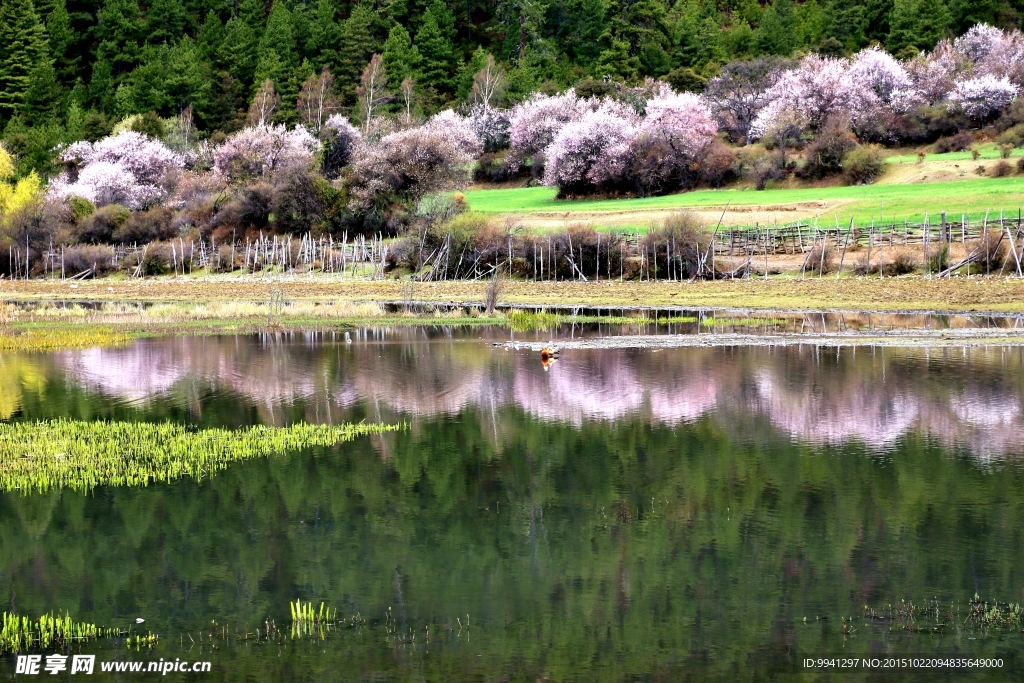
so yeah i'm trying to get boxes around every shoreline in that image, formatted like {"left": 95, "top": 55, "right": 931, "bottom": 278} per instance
{"left": 506, "top": 327, "right": 1024, "bottom": 350}
{"left": 4, "top": 274, "right": 1024, "bottom": 316}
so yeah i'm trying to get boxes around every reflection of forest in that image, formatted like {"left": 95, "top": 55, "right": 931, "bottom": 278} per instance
{"left": 0, "top": 405, "right": 1021, "bottom": 681}
{"left": 5, "top": 330, "right": 1020, "bottom": 457}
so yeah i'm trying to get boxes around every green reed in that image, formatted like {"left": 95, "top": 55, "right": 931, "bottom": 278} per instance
{"left": 0, "top": 419, "right": 401, "bottom": 493}
{"left": 0, "top": 327, "right": 134, "bottom": 352}
{"left": 0, "top": 612, "right": 122, "bottom": 654}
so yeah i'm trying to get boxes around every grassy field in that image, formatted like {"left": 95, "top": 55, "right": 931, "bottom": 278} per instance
{"left": 4, "top": 275, "right": 1024, "bottom": 315}
{"left": 465, "top": 176, "right": 1024, "bottom": 230}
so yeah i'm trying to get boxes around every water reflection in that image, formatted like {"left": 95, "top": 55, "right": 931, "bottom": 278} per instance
{"left": 3, "top": 327, "right": 1021, "bottom": 457}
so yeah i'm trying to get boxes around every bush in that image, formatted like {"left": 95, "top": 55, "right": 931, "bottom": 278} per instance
{"left": 798, "top": 121, "right": 857, "bottom": 180}
{"left": 992, "top": 160, "right": 1013, "bottom": 177}
{"left": 804, "top": 241, "right": 835, "bottom": 275}
{"left": 1000, "top": 143, "right": 1015, "bottom": 159}
{"left": 1018, "top": 157, "right": 1024, "bottom": 173}
{"left": 640, "top": 210, "right": 709, "bottom": 279}
{"left": 76, "top": 204, "right": 131, "bottom": 243}
{"left": 882, "top": 250, "right": 918, "bottom": 276}
{"left": 61, "top": 244, "right": 116, "bottom": 275}
{"left": 844, "top": 145, "right": 886, "bottom": 185}
{"left": 114, "top": 206, "right": 175, "bottom": 243}
{"left": 932, "top": 130, "right": 975, "bottom": 153}
{"left": 997, "top": 124, "right": 1024, "bottom": 147}
{"left": 971, "top": 148, "right": 981, "bottom": 160}
{"left": 693, "top": 140, "right": 739, "bottom": 187}
{"left": 320, "top": 115, "right": 362, "bottom": 180}
{"left": 68, "top": 196, "right": 95, "bottom": 221}
{"left": 473, "top": 151, "right": 522, "bottom": 182}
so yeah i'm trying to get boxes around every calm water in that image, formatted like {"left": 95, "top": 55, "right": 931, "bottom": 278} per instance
{"left": 2, "top": 327, "right": 1024, "bottom": 681}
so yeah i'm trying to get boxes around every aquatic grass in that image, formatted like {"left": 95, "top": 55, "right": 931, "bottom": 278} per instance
{"left": 0, "top": 612, "right": 121, "bottom": 654}
{"left": 0, "top": 419, "right": 401, "bottom": 493}
{"left": 0, "top": 327, "right": 134, "bottom": 352}
{"left": 505, "top": 309, "right": 650, "bottom": 331}
{"left": 290, "top": 600, "right": 340, "bottom": 640}
{"left": 701, "top": 317, "right": 788, "bottom": 326}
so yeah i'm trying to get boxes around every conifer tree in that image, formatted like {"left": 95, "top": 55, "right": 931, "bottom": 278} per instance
{"left": 888, "top": 0, "right": 951, "bottom": 52}
{"left": 220, "top": 16, "right": 258, "bottom": 87}
{"left": 0, "top": 0, "right": 50, "bottom": 119}
{"left": 145, "top": 0, "right": 187, "bottom": 45}
{"left": 308, "top": 0, "right": 342, "bottom": 72}
{"left": 197, "top": 11, "right": 226, "bottom": 63}
{"left": 415, "top": 6, "right": 456, "bottom": 91}
{"left": 382, "top": 23, "right": 421, "bottom": 90}
{"left": 23, "top": 59, "right": 63, "bottom": 120}
{"left": 336, "top": 6, "right": 374, "bottom": 101}
{"left": 45, "top": 0, "right": 75, "bottom": 83}
{"left": 96, "top": 0, "right": 143, "bottom": 77}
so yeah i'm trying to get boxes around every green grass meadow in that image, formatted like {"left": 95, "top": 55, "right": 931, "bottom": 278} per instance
{"left": 465, "top": 176, "right": 1024, "bottom": 230}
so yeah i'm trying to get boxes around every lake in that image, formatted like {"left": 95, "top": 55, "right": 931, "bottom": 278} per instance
{"left": 2, "top": 326, "right": 1023, "bottom": 681}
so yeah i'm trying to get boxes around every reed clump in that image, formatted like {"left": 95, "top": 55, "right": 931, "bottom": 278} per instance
{"left": 0, "top": 612, "right": 121, "bottom": 654}
{"left": 0, "top": 419, "right": 401, "bottom": 493}
{"left": 0, "top": 327, "right": 134, "bottom": 352}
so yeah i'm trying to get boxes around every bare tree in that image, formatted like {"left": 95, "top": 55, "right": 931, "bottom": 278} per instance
{"left": 470, "top": 54, "right": 506, "bottom": 108}
{"left": 400, "top": 77, "right": 415, "bottom": 125}
{"left": 180, "top": 105, "right": 194, "bottom": 147}
{"left": 248, "top": 80, "right": 280, "bottom": 127}
{"left": 357, "top": 55, "right": 389, "bottom": 134}
{"left": 704, "top": 57, "right": 791, "bottom": 144}
{"left": 297, "top": 67, "right": 338, "bottom": 133}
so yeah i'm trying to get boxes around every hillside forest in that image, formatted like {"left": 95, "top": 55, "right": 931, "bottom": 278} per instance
{"left": 0, "top": 0, "right": 1023, "bottom": 279}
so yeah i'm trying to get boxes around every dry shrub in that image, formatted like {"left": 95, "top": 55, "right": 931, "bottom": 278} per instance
{"left": 695, "top": 140, "right": 739, "bottom": 187}
{"left": 1018, "top": 157, "right": 1024, "bottom": 173}
{"left": 882, "top": 249, "right": 918, "bottom": 276}
{"left": 114, "top": 206, "right": 175, "bottom": 243}
{"left": 1000, "top": 143, "right": 1015, "bottom": 159}
{"left": 933, "top": 131, "right": 974, "bottom": 153}
{"left": 62, "top": 245, "right": 117, "bottom": 275}
{"left": 798, "top": 118, "right": 856, "bottom": 180}
{"left": 803, "top": 241, "right": 836, "bottom": 275}
{"left": 641, "top": 210, "right": 710, "bottom": 279}
{"left": 484, "top": 273, "right": 504, "bottom": 315}
{"left": 973, "top": 229, "right": 1008, "bottom": 272}
{"left": 991, "top": 160, "right": 1013, "bottom": 177}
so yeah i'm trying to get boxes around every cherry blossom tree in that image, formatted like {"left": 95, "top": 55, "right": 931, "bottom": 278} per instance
{"left": 321, "top": 114, "right": 362, "bottom": 179}
{"left": 212, "top": 124, "right": 319, "bottom": 182}
{"left": 468, "top": 104, "right": 510, "bottom": 153}
{"left": 349, "top": 110, "right": 481, "bottom": 211}
{"left": 850, "top": 47, "right": 912, "bottom": 104}
{"left": 507, "top": 90, "right": 588, "bottom": 170}
{"left": 704, "top": 57, "right": 788, "bottom": 143}
{"left": 542, "top": 105, "right": 640, "bottom": 195}
{"left": 949, "top": 75, "right": 1019, "bottom": 120}
{"left": 49, "top": 132, "right": 183, "bottom": 210}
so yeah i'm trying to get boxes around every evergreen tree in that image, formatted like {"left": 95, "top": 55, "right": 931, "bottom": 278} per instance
{"left": 23, "top": 58, "right": 62, "bottom": 120}
{"left": 0, "top": 0, "right": 50, "bottom": 119}
{"left": 165, "top": 36, "right": 213, "bottom": 121}
{"left": 145, "top": 0, "right": 187, "bottom": 45}
{"left": 336, "top": 6, "right": 374, "bottom": 100}
{"left": 258, "top": 0, "right": 297, "bottom": 72}
{"left": 197, "top": 11, "right": 226, "bottom": 63}
{"left": 888, "top": 0, "right": 951, "bottom": 52}
{"left": 595, "top": 39, "right": 639, "bottom": 80}
{"left": 415, "top": 6, "right": 456, "bottom": 91}
{"left": 756, "top": 0, "right": 799, "bottom": 55}
{"left": 220, "top": 16, "right": 258, "bottom": 87}
{"left": 239, "top": 0, "right": 266, "bottom": 32}
{"left": 556, "top": 0, "right": 608, "bottom": 65}
{"left": 88, "top": 55, "right": 114, "bottom": 110}
{"left": 307, "top": 0, "right": 342, "bottom": 71}
{"left": 95, "top": 0, "right": 143, "bottom": 77}
{"left": 382, "top": 23, "right": 421, "bottom": 90}
{"left": 46, "top": 0, "right": 76, "bottom": 83}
